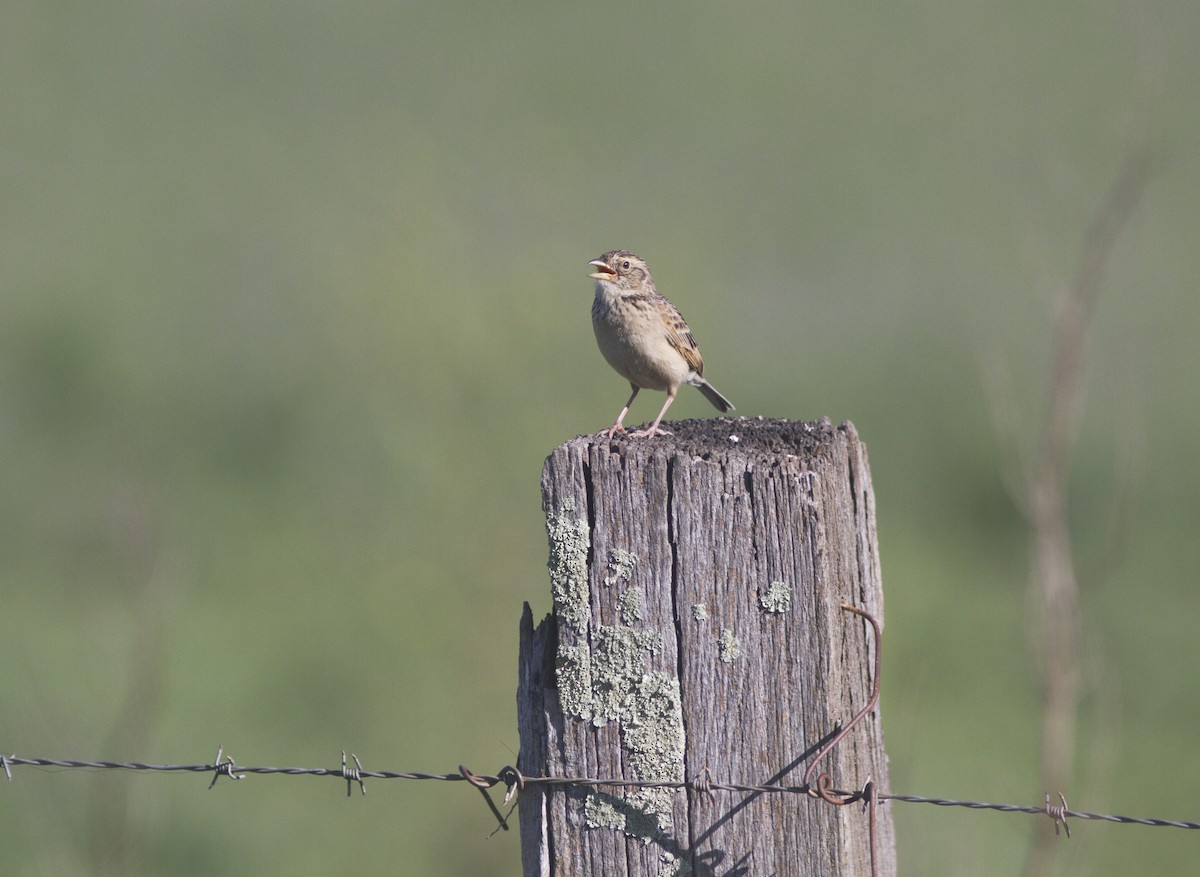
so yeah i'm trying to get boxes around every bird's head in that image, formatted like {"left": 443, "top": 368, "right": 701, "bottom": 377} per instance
{"left": 588, "top": 250, "right": 652, "bottom": 292}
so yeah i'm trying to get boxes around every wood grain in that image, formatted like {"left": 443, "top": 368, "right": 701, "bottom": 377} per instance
{"left": 518, "top": 417, "right": 895, "bottom": 876}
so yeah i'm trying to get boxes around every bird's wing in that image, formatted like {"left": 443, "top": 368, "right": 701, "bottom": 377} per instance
{"left": 660, "top": 296, "right": 705, "bottom": 376}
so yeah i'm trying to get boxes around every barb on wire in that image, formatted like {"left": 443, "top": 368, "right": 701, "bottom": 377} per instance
{"left": 690, "top": 766, "right": 715, "bottom": 801}
{"left": 497, "top": 764, "right": 524, "bottom": 805}
{"left": 342, "top": 751, "right": 366, "bottom": 797}
{"left": 2, "top": 753, "right": 12, "bottom": 782}
{"left": 1045, "top": 791, "right": 1071, "bottom": 838}
{"left": 208, "top": 745, "right": 244, "bottom": 789}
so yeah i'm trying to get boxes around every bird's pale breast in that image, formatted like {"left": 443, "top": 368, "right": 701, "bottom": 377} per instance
{"left": 592, "top": 289, "right": 691, "bottom": 392}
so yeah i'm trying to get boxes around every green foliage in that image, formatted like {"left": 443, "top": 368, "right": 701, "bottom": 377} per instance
{"left": 2, "top": 1, "right": 1198, "bottom": 874}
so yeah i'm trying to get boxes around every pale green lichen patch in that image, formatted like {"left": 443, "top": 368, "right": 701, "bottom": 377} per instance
{"left": 555, "top": 644, "right": 594, "bottom": 721}
{"left": 590, "top": 624, "right": 662, "bottom": 725}
{"left": 584, "top": 791, "right": 664, "bottom": 842}
{"left": 618, "top": 585, "right": 644, "bottom": 623}
{"left": 546, "top": 506, "right": 590, "bottom": 634}
{"left": 690, "top": 603, "right": 708, "bottom": 622}
{"left": 583, "top": 792, "right": 627, "bottom": 831}
{"left": 658, "top": 851, "right": 692, "bottom": 877}
{"left": 568, "top": 623, "right": 684, "bottom": 838}
{"left": 758, "top": 581, "right": 792, "bottom": 614}
{"left": 622, "top": 672, "right": 685, "bottom": 826}
{"left": 718, "top": 628, "right": 741, "bottom": 663}
{"left": 604, "top": 548, "right": 638, "bottom": 586}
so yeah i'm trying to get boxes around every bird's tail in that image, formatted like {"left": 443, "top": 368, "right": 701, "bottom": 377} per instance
{"left": 693, "top": 378, "right": 735, "bottom": 413}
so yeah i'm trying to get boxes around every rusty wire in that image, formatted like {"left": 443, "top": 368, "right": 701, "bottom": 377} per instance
{"left": 800, "top": 603, "right": 884, "bottom": 876}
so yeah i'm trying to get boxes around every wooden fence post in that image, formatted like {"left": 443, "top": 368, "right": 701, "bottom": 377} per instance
{"left": 517, "top": 418, "right": 895, "bottom": 876}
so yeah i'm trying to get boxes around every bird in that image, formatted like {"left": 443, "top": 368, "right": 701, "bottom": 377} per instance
{"left": 588, "top": 250, "right": 734, "bottom": 438}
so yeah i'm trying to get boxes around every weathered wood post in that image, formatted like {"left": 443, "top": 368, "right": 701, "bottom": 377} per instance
{"left": 517, "top": 418, "right": 895, "bottom": 876}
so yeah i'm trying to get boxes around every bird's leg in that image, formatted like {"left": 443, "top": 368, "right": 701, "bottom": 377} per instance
{"left": 601, "top": 385, "right": 640, "bottom": 437}
{"left": 629, "top": 388, "right": 676, "bottom": 438}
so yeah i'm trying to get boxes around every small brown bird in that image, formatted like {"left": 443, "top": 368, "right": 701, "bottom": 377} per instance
{"left": 589, "top": 250, "right": 734, "bottom": 438}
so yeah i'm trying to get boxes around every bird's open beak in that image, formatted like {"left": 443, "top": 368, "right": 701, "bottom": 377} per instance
{"left": 588, "top": 259, "right": 616, "bottom": 281}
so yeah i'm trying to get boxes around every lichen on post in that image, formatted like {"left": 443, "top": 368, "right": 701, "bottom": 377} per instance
{"left": 517, "top": 417, "right": 895, "bottom": 876}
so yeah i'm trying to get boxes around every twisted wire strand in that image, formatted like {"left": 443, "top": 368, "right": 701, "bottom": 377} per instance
{"left": 3, "top": 753, "right": 1197, "bottom": 831}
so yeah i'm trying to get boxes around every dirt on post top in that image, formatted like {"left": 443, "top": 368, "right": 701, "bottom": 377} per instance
{"left": 570, "top": 416, "right": 856, "bottom": 460}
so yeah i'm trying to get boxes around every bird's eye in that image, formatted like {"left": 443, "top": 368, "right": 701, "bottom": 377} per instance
{"left": 622, "top": 260, "right": 630, "bottom": 270}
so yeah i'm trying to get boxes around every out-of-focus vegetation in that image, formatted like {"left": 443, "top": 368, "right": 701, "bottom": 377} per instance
{"left": 2, "top": 2, "right": 1197, "bottom": 874}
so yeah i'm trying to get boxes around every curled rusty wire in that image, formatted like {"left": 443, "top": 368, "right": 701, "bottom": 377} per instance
{"left": 800, "top": 604, "right": 883, "bottom": 876}
{"left": 459, "top": 764, "right": 511, "bottom": 832}
{"left": 802, "top": 604, "right": 882, "bottom": 797}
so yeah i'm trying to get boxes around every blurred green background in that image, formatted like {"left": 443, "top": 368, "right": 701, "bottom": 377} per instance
{"left": 2, "top": 1, "right": 1197, "bottom": 874}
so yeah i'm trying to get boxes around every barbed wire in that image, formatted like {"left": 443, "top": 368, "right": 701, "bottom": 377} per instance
{"left": 6, "top": 604, "right": 1196, "bottom": 876}
{"left": 4, "top": 748, "right": 1198, "bottom": 834}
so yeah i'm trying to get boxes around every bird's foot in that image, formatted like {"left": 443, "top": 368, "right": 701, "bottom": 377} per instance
{"left": 628, "top": 425, "right": 673, "bottom": 438}
{"left": 599, "top": 423, "right": 627, "bottom": 438}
